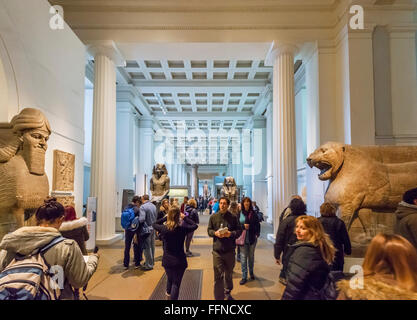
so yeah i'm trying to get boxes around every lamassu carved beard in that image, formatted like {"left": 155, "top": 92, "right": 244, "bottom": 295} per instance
{"left": 22, "top": 145, "right": 45, "bottom": 175}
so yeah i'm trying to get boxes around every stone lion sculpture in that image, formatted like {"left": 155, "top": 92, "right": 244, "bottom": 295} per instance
{"left": 150, "top": 163, "right": 170, "bottom": 202}
{"left": 307, "top": 142, "right": 417, "bottom": 231}
{"left": 221, "top": 176, "right": 238, "bottom": 203}
{"left": 0, "top": 108, "right": 51, "bottom": 233}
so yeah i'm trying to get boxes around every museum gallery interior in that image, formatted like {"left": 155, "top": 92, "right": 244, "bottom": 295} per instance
{"left": 0, "top": 0, "right": 416, "bottom": 300}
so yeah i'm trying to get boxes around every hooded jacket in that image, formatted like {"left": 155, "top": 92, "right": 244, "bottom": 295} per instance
{"left": 337, "top": 274, "right": 417, "bottom": 300}
{"left": 185, "top": 205, "right": 199, "bottom": 224}
{"left": 0, "top": 226, "right": 99, "bottom": 299}
{"left": 59, "top": 217, "right": 89, "bottom": 255}
{"left": 395, "top": 201, "right": 417, "bottom": 249}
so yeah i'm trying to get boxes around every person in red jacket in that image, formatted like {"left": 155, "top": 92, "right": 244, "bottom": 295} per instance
{"left": 180, "top": 196, "right": 189, "bottom": 214}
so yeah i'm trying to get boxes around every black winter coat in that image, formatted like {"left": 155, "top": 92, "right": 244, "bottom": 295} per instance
{"left": 274, "top": 213, "right": 306, "bottom": 267}
{"left": 185, "top": 205, "right": 200, "bottom": 224}
{"left": 152, "top": 216, "right": 198, "bottom": 269}
{"left": 282, "top": 242, "right": 330, "bottom": 300}
{"left": 239, "top": 210, "right": 260, "bottom": 245}
{"left": 318, "top": 216, "right": 351, "bottom": 271}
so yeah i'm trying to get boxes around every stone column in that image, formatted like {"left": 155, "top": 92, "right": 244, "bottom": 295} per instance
{"left": 191, "top": 164, "right": 198, "bottom": 199}
{"left": 137, "top": 116, "right": 154, "bottom": 196}
{"left": 87, "top": 41, "right": 125, "bottom": 244}
{"left": 266, "top": 42, "right": 298, "bottom": 235}
{"left": 265, "top": 103, "right": 274, "bottom": 224}
{"left": 251, "top": 116, "right": 267, "bottom": 218}
{"left": 387, "top": 25, "right": 417, "bottom": 142}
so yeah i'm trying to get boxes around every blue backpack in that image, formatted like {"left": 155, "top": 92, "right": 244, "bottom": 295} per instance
{"left": 121, "top": 207, "right": 136, "bottom": 230}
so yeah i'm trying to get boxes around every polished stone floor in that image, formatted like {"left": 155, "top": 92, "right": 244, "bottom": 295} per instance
{"left": 84, "top": 215, "right": 286, "bottom": 300}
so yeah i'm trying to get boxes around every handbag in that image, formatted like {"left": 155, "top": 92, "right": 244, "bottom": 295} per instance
{"left": 235, "top": 229, "right": 246, "bottom": 246}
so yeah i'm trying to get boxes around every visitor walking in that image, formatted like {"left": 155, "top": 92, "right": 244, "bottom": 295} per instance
{"left": 238, "top": 197, "right": 260, "bottom": 285}
{"left": 184, "top": 199, "right": 200, "bottom": 257}
{"left": 207, "top": 197, "right": 242, "bottom": 300}
{"left": 153, "top": 206, "right": 198, "bottom": 300}
{"left": 318, "top": 202, "right": 351, "bottom": 271}
{"left": 274, "top": 197, "right": 306, "bottom": 284}
{"left": 121, "top": 196, "right": 142, "bottom": 269}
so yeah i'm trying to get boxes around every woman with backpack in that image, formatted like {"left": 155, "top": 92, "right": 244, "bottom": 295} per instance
{"left": 281, "top": 215, "right": 335, "bottom": 300}
{"left": 0, "top": 197, "right": 99, "bottom": 300}
{"left": 152, "top": 206, "right": 198, "bottom": 300}
{"left": 238, "top": 197, "right": 260, "bottom": 285}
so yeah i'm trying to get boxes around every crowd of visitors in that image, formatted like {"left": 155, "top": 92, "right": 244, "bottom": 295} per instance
{"left": 1, "top": 187, "right": 417, "bottom": 300}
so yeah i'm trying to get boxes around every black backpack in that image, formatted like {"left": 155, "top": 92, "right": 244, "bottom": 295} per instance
{"left": 318, "top": 271, "right": 353, "bottom": 300}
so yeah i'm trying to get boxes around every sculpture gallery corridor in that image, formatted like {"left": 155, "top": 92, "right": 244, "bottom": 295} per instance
{"left": 0, "top": 0, "right": 416, "bottom": 304}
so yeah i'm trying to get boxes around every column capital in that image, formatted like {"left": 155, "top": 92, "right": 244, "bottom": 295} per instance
{"left": 252, "top": 116, "right": 266, "bottom": 129}
{"left": 265, "top": 41, "right": 300, "bottom": 66}
{"left": 386, "top": 23, "right": 417, "bottom": 39}
{"left": 138, "top": 116, "right": 154, "bottom": 129}
{"left": 86, "top": 40, "right": 126, "bottom": 67}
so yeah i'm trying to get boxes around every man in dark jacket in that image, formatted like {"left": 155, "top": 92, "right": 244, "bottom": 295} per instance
{"left": 395, "top": 187, "right": 417, "bottom": 249}
{"left": 274, "top": 198, "right": 306, "bottom": 284}
{"left": 318, "top": 202, "right": 351, "bottom": 271}
{"left": 122, "top": 196, "right": 142, "bottom": 269}
{"left": 207, "top": 197, "right": 242, "bottom": 300}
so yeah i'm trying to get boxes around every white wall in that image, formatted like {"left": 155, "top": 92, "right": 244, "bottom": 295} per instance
{"left": 0, "top": 0, "right": 85, "bottom": 217}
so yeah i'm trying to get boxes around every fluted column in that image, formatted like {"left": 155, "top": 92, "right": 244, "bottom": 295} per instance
{"left": 191, "top": 164, "right": 198, "bottom": 199}
{"left": 251, "top": 116, "right": 267, "bottom": 217}
{"left": 137, "top": 117, "right": 154, "bottom": 196}
{"left": 266, "top": 42, "right": 298, "bottom": 234}
{"left": 88, "top": 41, "right": 125, "bottom": 244}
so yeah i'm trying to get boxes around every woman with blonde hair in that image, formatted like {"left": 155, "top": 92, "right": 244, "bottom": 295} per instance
{"left": 152, "top": 206, "right": 198, "bottom": 300}
{"left": 282, "top": 215, "right": 335, "bottom": 300}
{"left": 337, "top": 234, "right": 417, "bottom": 300}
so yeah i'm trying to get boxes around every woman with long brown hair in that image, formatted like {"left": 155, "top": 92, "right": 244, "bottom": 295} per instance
{"left": 152, "top": 206, "right": 198, "bottom": 300}
{"left": 337, "top": 233, "right": 417, "bottom": 300}
{"left": 281, "top": 215, "right": 335, "bottom": 300}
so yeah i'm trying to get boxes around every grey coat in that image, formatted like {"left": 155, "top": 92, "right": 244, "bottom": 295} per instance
{"left": 395, "top": 201, "right": 417, "bottom": 249}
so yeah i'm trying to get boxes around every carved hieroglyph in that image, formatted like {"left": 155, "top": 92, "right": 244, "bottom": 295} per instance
{"left": 53, "top": 150, "right": 75, "bottom": 191}
{"left": 0, "top": 108, "right": 51, "bottom": 238}
{"left": 150, "top": 164, "right": 170, "bottom": 202}
{"left": 307, "top": 142, "right": 417, "bottom": 243}
{"left": 221, "top": 176, "right": 238, "bottom": 203}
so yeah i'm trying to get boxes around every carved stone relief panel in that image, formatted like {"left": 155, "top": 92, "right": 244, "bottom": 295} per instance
{"left": 53, "top": 150, "right": 75, "bottom": 191}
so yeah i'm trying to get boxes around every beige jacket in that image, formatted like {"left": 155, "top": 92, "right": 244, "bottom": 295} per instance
{"left": 0, "top": 226, "right": 99, "bottom": 299}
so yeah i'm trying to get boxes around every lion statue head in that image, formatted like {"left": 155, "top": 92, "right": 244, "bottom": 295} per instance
{"left": 306, "top": 142, "right": 345, "bottom": 181}
{"left": 223, "top": 176, "right": 236, "bottom": 188}
{"left": 153, "top": 163, "right": 168, "bottom": 179}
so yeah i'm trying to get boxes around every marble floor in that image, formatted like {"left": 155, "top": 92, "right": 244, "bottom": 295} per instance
{"left": 84, "top": 215, "right": 286, "bottom": 300}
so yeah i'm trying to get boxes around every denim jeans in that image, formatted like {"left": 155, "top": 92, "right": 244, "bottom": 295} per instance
{"left": 142, "top": 230, "right": 155, "bottom": 269}
{"left": 165, "top": 267, "right": 186, "bottom": 300}
{"left": 240, "top": 239, "right": 257, "bottom": 279}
